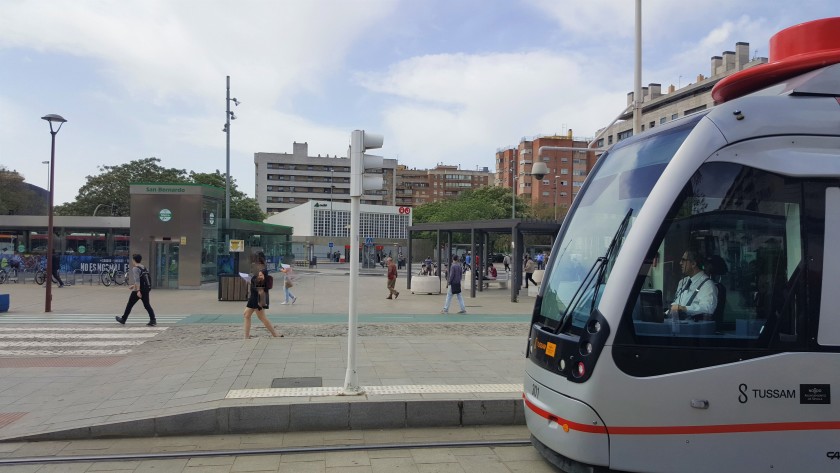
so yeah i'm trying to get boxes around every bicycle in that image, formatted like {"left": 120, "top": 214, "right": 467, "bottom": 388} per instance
{"left": 0, "top": 257, "right": 22, "bottom": 284}
{"left": 100, "top": 267, "right": 128, "bottom": 287}
{"left": 34, "top": 266, "right": 60, "bottom": 286}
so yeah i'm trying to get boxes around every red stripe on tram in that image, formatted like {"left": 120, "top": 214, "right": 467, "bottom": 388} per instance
{"left": 523, "top": 393, "right": 840, "bottom": 435}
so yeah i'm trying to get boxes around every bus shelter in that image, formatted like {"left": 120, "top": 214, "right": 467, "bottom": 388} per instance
{"left": 406, "top": 219, "right": 562, "bottom": 302}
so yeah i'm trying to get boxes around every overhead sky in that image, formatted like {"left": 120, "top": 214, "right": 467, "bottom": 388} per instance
{"left": 0, "top": 0, "right": 835, "bottom": 205}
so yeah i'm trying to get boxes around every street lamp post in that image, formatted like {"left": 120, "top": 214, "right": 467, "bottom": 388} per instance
{"left": 223, "top": 76, "right": 240, "bottom": 243}
{"left": 510, "top": 168, "right": 517, "bottom": 218}
{"left": 41, "top": 114, "right": 66, "bottom": 313}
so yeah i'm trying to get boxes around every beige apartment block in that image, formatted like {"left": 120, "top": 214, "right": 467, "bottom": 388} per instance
{"left": 596, "top": 42, "right": 768, "bottom": 147}
{"left": 255, "top": 142, "right": 398, "bottom": 215}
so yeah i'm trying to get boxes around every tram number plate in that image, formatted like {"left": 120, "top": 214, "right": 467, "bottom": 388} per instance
{"left": 531, "top": 384, "right": 540, "bottom": 398}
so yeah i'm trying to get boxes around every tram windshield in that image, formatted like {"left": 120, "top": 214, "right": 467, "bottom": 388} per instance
{"left": 537, "top": 116, "right": 703, "bottom": 331}
{"left": 623, "top": 162, "right": 806, "bottom": 347}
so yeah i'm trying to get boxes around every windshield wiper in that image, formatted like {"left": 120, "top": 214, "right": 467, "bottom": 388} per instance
{"left": 555, "top": 209, "right": 633, "bottom": 333}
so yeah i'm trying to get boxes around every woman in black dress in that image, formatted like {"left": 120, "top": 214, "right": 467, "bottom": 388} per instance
{"left": 243, "top": 268, "right": 282, "bottom": 339}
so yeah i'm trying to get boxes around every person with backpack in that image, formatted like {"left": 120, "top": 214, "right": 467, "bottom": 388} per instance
{"left": 115, "top": 254, "right": 156, "bottom": 326}
{"left": 243, "top": 252, "right": 281, "bottom": 339}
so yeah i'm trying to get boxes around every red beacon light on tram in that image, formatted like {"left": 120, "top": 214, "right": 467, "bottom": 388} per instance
{"left": 712, "top": 17, "right": 840, "bottom": 103}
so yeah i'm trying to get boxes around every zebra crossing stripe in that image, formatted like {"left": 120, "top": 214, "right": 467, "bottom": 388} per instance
{"left": 0, "top": 350, "right": 132, "bottom": 356}
{"left": 0, "top": 328, "right": 168, "bottom": 357}
{"left": 0, "top": 333, "right": 160, "bottom": 339}
{"left": 0, "top": 328, "right": 165, "bottom": 332}
{"left": 0, "top": 314, "right": 186, "bottom": 325}
{"left": 0, "top": 341, "right": 146, "bottom": 347}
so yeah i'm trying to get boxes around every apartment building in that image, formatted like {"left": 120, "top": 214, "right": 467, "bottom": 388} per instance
{"left": 254, "top": 142, "right": 398, "bottom": 215}
{"left": 596, "top": 42, "right": 768, "bottom": 146}
{"left": 394, "top": 165, "right": 495, "bottom": 207}
{"left": 496, "top": 133, "right": 595, "bottom": 220}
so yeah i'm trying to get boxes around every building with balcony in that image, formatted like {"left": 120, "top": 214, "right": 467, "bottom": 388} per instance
{"left": 255, "top": 142, "right": 398, "bottom": 215}
{"left": 596, "top": 42, "right": 768, "bottom": 147}
{"left": 394, "top": 165, "right": 495, "bottom": 207}
{"left": 496, "top": 132, "right": 595, "bottom": 220}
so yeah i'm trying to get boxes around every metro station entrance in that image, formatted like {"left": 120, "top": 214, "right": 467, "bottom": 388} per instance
{"left": 151, "top": 241, "right": 180, "bottom": 289}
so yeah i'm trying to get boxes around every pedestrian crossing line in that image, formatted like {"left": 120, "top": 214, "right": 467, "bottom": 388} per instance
{"left": 0, "top": 327, "right": 166, "bottom": 332}
{"left": 0, "top": 349, "right": 132, "bottom": 356}
{"left": 0, "top": 341, "right": 146, "bottom": 347}
{"left": 0, "top": 314, "right": 187, "bottom": 325}
{"left": 0, "top": 328, "right": 169, "bottom": 357}
{"left": 0, "top": 333, "right": 162, "bottom": 339}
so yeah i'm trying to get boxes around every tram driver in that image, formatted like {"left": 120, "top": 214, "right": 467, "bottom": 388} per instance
{"left": 668, "top": 250, "right": 718, "bottom": 322}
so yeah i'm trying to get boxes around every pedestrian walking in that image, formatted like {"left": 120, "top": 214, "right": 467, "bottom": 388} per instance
{"left": 503, "top": 254, "right": 510, "bottom": 272}
{"left": 115, "top": 254, "right": 156, "bottom": 326}
{"left": 524, "top": 255, "right": 538, "bottom": 288}
{"left": 441, "top": 254, "right": 466, "bottom": 314}
{"left": 280, "top": 264, "right": 297, "bottom": 304}
{"left": 51, "top": 252, "right": 65, "bottom": 288}
{"left": 242, "top": 264, "right": 281, "bottom": 339}
{"left": 385, "top": 257, "right": 400, "bottom": 299}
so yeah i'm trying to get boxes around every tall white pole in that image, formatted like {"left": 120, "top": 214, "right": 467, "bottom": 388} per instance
{"left": 225, "top": 75, "right": 231, "bottom": 235}
{"left": 343, "top": 193, "right": 362, "bottom": 393}
{"left": 633, "top": 0, "right": 643, "bottom": 135}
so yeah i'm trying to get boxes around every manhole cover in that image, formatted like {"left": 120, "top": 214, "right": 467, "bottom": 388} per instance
{"left": 271, "top": 377, "right": 323, "bottom": 388}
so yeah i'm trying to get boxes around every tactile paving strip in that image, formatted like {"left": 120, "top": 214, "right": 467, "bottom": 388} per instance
{"left": 226, "top": 383, "right": 523, "bottom": 399}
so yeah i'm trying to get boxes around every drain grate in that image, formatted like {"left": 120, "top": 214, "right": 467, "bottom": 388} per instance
{"left": 271, "top": 377, "right": 323, "bottom": 388}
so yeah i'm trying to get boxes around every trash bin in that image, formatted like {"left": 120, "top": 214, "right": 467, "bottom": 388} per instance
{"left": 0, "top": 294, "right": 8, "bottom": 313}
{"left": 310, "top": 256, "right": 317, "bottom": 268}
{"left": 218, "top": 274, "right": 248, "bottom": 301}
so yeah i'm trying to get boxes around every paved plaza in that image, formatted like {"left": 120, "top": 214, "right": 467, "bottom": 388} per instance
{"left": 0, "top": 264, "right": 538, "bottom": 443}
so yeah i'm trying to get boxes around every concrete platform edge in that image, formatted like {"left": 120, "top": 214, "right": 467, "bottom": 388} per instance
{"left": 4, "top": 398, "right": 525, "bottom": 442}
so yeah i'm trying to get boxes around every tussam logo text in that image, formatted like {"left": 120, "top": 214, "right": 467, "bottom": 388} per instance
{"left": 738, "top": 384, "right": 796, "bottom": 403}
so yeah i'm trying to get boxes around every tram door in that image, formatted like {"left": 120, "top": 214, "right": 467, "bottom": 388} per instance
{"left": 152, "top": 242, "right": 180, "bottom": 289}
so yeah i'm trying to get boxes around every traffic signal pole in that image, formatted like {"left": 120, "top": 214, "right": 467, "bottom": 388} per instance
{"left": 343, "top": 129, "right": 383, "bottom": 394}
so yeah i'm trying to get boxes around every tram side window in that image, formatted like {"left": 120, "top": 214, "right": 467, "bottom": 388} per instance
{"left": 626, "top": 163, "right": 805, "bottom": 348}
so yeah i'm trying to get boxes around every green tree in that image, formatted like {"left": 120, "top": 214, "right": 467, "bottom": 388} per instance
{"left": 55, "top": 158, "right": 189, "bottom": 216}
{"left": 0, "top": 165, "right": 48, "bottom": 215}
{"left": 189, "top": 170, "right": 266, "bottom": 221}
{"left": 54, "top": 160, "right": 265, "bottom": 221}
{"left": 412, "top": 186, "right": 531, "bottom": 224}
{"left": 0, "top": 167, "right": 47, "bottom": 215}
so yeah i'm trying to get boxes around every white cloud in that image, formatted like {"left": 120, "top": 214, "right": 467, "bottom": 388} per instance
{"left": 361, "top": 50, "right": 627, "bottom": 170}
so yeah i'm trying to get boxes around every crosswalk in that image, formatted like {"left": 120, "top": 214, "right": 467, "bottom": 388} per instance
{"left": 0, "top": 313, "right": 188, "bottom": 325}
{"left": 0, "top": 327, "right": 167, "bottom": 356}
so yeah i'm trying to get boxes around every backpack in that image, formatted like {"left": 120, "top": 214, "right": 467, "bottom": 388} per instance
{"left": 138, "top": 265, "right": 152, "bottom": 293}
{"left": 264, "top": 272, "right": 274, "bottom": 290}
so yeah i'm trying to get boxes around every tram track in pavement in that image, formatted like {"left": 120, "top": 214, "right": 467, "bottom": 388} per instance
{"left": 0, "top": 438, "right": 533, "bottom": 466}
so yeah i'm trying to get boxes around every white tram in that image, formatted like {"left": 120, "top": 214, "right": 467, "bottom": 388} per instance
{"left": 524, "top": 18, "right": 840, "bottom": 473}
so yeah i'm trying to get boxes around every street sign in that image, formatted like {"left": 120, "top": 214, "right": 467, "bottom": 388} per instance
{"left": 329, "top": 242, "right": 334, "bottom": 248}
{"left": 365, "top": 237, "right": 373, "bottom": 246}
{"left": 229, "top": 239, "right": 245, "bottom": 252}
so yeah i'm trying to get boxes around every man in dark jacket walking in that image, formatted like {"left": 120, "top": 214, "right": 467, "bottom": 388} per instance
{"left": 115, "top": 254, "right": 156, "bottom": 326}
{"left": 441, "top": 255, "right": 466, "bottom": 314}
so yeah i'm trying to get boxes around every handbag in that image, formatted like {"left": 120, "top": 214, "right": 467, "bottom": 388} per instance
{"left": 285, "top": 279, "right": 293, "bottom": 288}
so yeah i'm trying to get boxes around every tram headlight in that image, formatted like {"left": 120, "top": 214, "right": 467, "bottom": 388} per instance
{"left": 576, "top": 362, "right": 586, "bottom": 377}
{"left": 587, "top": 320, "right": 601, "bottom": 333}
{"left": 581, "top": 342, "right": 593, "bottom": 355}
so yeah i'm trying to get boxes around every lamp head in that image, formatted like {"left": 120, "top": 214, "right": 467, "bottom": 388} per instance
{"left": 41, "top": 114, "right": 67, "bottom": 133}
{"left": 231, "top": 98, "right": 240, "bottom": 106}
{"left": 229, "top": 112, "right": 237, "bottom": 120}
